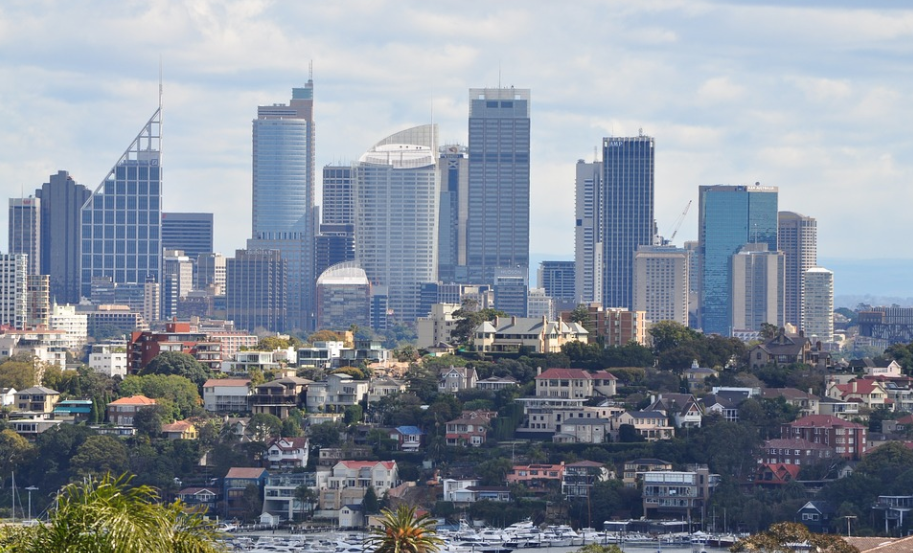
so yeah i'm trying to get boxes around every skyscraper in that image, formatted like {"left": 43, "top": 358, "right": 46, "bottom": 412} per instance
{"left": 226, "top": 249, "right": 287, "bottom": 333}
{"left": 493, "top": 267, "right": 528, "bottom": 317}
{"left": 698, "top": 184, "right": 778, "bottom": 335}
{"left": 633, "top": 245, "right": 689, "bottom": 326}
{"left": 36, "top": 170, "right": 91, "bottom": 305}
{"left": 161, "top": 212, "right": 214, "bottom": 261}
{"left": 538, "top": 261, "right": 576, "bottom": 304}
{"left": 602, "top": 135, "right": 655, "bottom": 310}
{"left": 729, "top": 244, "right": 785, "bottom": 332}
{"left": 316, "top": 165, "right": 355, "bottom": 279}
{"left": 466, "top": 87, "right": 530, "bottom": 284}
{"left": 8, "top": 197, "right": 40, "bottom": 276}
{"left": 316, "top": 261, "right": 372, "bottom": 331}
{"left": 80, "top": 106, "right": 163, "bottom": 301}
{"left": 354, "top": 124, "right": 439, "bottom": 323}
{"left": 0, "top": 254, "right": 28, "bottom": 328}
{"left": 803, "top": 267, "right": 834, "bottom": 343}
{"left": 574, "top": 159, "right": 603, "bottom": 305}
{"left": 249, "top": 81, "right": 316, "bottom": 332}
{"left": 778, "top": 211, "right": 817, "bottom": 330}
{"left": 438, "top": 144, "right": 469, "bottom": 283}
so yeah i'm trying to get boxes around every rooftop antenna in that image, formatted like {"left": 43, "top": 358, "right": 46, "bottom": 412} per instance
{"left": 309, "top": 59, "right": 313, "bottom": 83}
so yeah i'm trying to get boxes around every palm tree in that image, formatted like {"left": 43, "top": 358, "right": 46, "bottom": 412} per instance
{"left": 365, "top": 505, "right": 443, "bottom": 553}
{"left": 0, "top": 473, "right": 226, "bottom": 553}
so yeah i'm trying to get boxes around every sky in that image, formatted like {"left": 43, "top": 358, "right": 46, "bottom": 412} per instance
{"left": 1, "top": 0, "right": 912, "bottom": 297}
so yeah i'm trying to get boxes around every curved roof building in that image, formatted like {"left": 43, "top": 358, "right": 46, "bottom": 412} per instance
{"left": 316, "top": 261, "right": 371, "bottom": 331}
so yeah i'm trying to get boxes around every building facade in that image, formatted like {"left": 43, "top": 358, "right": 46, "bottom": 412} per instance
{"left": 249, "top": 82, "right": 316, "bottom": 332}
{"left": 161, "top": 212, "right": 213, "bottom": 261}
{"left": 226, "top": 249, "right": 287, "bottom": 333}
{"left": 465, "top": 87, "right": 530, "bottom": 284}
{"left": 9, "top": 197, "right": 40, "bottom": 276}
{"left": 804, "top": 267, "right": 834, "bottom": 343}
{"left": 602, "top": 135, "right": 655, "bottom": 310}
{"left": 36, "top": 170, "right": 91, "bottom": 304}
{"left": 633, "top": 245, "right": 689, "bottom": 326}
{"left": 575, "top": 159, "right": 603, "bottom": 305}
{"left": 730, "top": 244, "right": 785, "bottom": 332}
{"left": 80, "top": 107, "right": 163, "bottom": 301}
{"left": 315, "top": 261, "right": 371, "bottom": 331}
{"left": 0, "top": 254, "right": 28, "bottom": 329}
{"left": 538, "top": 261, "right": 575, "bottom": 304}
{"left": 354, "top": 125, "right": 439, "bottom": 323}
{"left": 698, "top": 184, "right": 778, "bottom": 335}
{"left": 778, "top": 212, "right": 817, "bottom": 329}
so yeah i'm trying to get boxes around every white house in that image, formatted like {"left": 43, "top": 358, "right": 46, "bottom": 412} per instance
{"left": 264, "top": 437, "right": 309, "bottom": 470}
{"left": 202, "top": 378, "right": 251, "bottom": 413}
{"left": 89, "top": 343, "right": 128, "bottom": 378}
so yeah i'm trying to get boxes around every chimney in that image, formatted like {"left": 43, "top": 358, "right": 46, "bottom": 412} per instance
{"left": 537, "top": 366, "right": 542, "bottom": 376}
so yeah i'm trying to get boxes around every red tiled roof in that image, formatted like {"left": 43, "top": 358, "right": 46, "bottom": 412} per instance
{"left": 834, "top": 380, "right": 882, "bottom": 395}
{"left": 269, "top": 437, "right": 308, "bottom": 450}
{"left": 162, "top": 420, "right": 194, "bottom": 432}
{"left": 339, "top": 460, "right": 396, "bottom": 470}
{"left": 536, "top": 368, "right": 592, "bottom": 380}
{"left": 790, "top": 415, "right": 866, "bottom": 429}
{"left": 591, "top": 370, "right": 617, "bottom": 380}
{"left": 108, "top": 395, "right": 156, "bottom": 406}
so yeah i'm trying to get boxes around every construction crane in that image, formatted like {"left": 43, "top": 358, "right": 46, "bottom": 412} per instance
{"left": 667, "top": 200, "right": 692, "bottom": 244}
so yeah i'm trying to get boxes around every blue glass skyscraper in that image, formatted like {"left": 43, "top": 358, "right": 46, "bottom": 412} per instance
{"left": 698, "top": 184, "right": 778, "bottom": 335}
{"left": 602, "top": 135, "right": 655, "bottom": 310}
{"left": 249, "top": 80, "right": 316, "bottom": 332}
{"left": 80, "top": 107, "right": 162, "bottom": 301}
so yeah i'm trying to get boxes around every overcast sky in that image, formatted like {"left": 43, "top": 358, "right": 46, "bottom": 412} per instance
{"left": 1, "top": 1, "right": 911, "bottom": 294}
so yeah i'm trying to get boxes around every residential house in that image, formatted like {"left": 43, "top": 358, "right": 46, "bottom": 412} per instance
{"left": 817, "top": 396, "right": 860, "bottom": 421}
{"left": 553, "top": 418, "right": 611, "bottom": 443}
{"left": 873, "top": 495, "right": 913, "bottom": 535}
{"left": 52, "top": 399, "right": 93, "bottom": 422}
{"left": 338, "top": 504, "right": 364, "bottom": 528}
{"left": 176, "top": 487, "right": 220, "bottom": 514}
{"left": 797, "top": 501, "right": 836, "bottom": 534}
{"left": 535, "top": 368, "right": 595, "bottom": 399}
{"left": 317, "top": 446, "right": 372, "bottom": 467}
{"left": 297, "top": 341, "right": 345, "bottom": 370}
{"left": 612, "top": 410, "right": 674, "bottom": 441}
{"left": 507, "top": 463, "right": 565, "bottom": 491}
{"left": 14, "top": 386, "right": 59, "bottom": 413}
{"left": 221, "top": 349, "right": 292, "bottom": 375}
{"left": 642, "top": 466, "right": 721, "bottom": 520}
{"left": 442, "top": 478, "right": 479, "bottom": 502}
{"left": 761, "top": 388, "right": 821, "bottom": 417}
{"left": 445, "top": 411, "right": 495, "bottom": 447}
{"left": 223, "top": 467, "right": 268, "bottom": 518}
{"left": 416, "top": 303, "right": 460, "bottom": 349}
{"left": 262, "top": 472, "right": 315, "bottom": 522}
{"left": 320, "top": 461, "right": 398, "bottom": 513}
{"left": 251, "top": 377, "right": 310, "bottom": 418}
{"left": 827, "top": 378, "right": 891, "bottom": 412}
{"left": 524, "top": 404, "right": 625, "bottom": 436}
{"left": 472, "top": 316, "right": 588, "bottom": 354}
{"left": 463, "top": 486, "right": 511, "bottom": 503}
{"left": 754, "top": 463, "right": 800, "bottom": 487}
{"left": 107, "top": 395, "right": 157, "bottom": 426}
{"left": 622, "top": 458, "right": 673, "bottom": 488}
{"left": 562, "top": 461, "right": 612, "bottom": 499}
{"left": 748, "top": 330, "right": 831, "bottom": 370}
{"left": 9, "top": 412, "right": 62, "bottom": 438}
{"left": 367, "top": 377, "right": 406, "bottom": 404}
{"left": 760, "top": 438, "right": 835, "bottom": 466}
{"left": 700, "top": 390, "right": 751, "bottom": 422}
{"left": 475, "top": 375, "right": 519, "bottom": 391}
{"left": 683, "top": 361, "right": 716, "bottom": 392}
{"left": 438, "top": 366, "right": 478, "bottom": 393}
{"left": 389, "top": 426, "right": 423, "bottom": 452}
{"left": 202, "top": 378, "right": 251, "bottom": 413}
{"left": 0, "top": 387, "right": 16, "bottom": 406}
{"left": 591, "top": 370, "right": 618, "bottom": 397}
{"left": 265, "top": 437, "right": 309, "bottom": 470}
{"left": 306, "top": 373, "right": 368, "bottom": 413}
{"left": 781, "top": 415, "right": 867, "bottom": 460}
{"left": 854, "top": 358, "right": 903, "bottom": 378}
{"left": 161, "top": 420, "right": 197, "bottom": 440}
{"left": 646, "top": 393, "right": 703, "bottom": 428}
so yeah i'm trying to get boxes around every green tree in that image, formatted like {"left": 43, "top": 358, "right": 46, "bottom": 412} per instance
{"left": 248, "top": 413, "right": 283, "bottom": 442}
{"left": 449, "top": 300, "right": 506, "bottom": 347}
{"left": 308, "top": 421, "right": 345, "bottom": 448}
{"left": 281, "top": 418, "right": 303, "bottom": 438}
{"left": 363, "top": 486, "right": 380, "bottom": 514}
{"left": 365, "top": 505, "right": 443, "bottom": 553}
{"left": 140, "top": 351, "right": 211, "bottom": 389}
{"left": 0, "top": 429, "right": 35, "bottom": 481}
{"left": 345, "top": 404, "right": 364, "bottom": 425}
{"left": 0, "top": 358, "right": 36, "bottom": 389}
{"left": 856, "top": 441, "right": 913, "bottom": 485}
{"left": 70, "top": 435, "right": 130, "bottom": 480}
{"left": 730, "top": 521, "right": 858, "bottom": 553}
{"left": 294, "top": 485, "right": 318, "bottom": 519}
{"left": 133, "top": 405, "right": 165, "bottom": 439}
{"left": 575, "top": 544, "right": 623, "bottom": 553}
{"left": 118, "top": 374, "right": 202, "bottom": 419}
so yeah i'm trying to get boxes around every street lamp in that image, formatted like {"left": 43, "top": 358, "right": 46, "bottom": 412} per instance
{"left": 25, "top": 486, "right": 38, "bottom": 522}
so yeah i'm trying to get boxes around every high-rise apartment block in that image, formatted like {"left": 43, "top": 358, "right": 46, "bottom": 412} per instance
{"left": 778, "top": 212, "right": 817, "bottom": 330}
{"left": 633, "top": 245, "right": 689, "bottom": 326}
{"left": 574, "top": 159, "right": 603, "bottom": 305}
{"left": 730, "top": 244, "right": 785, "bottom": 332}
{"left": 9, "top": 197, "right": 40, "bottom": 276}
{"left": 354, "top": 125, "right": 439, "bottom": 323}
{"left": 196, "top": 253, "right": 226, "bottom": 292}
{"left": 438, "top": 145, "right": 469, "bottom": 283}
{"left": 80, "top": 107, "right": 163, "bottom": 300}
{"left": 36, "top": 170, "right": 91, "bottom": 304}
{"left": 538, "top": 261, "right": 576, "bottom": 304}
{"left": 602, "top": 136, "right": 655, "bottom": 310}
{"left": 0, "top": 254, "right": 28, "bottom": 328}
{"left": 161, "top": 212, "right": 214, "bottom": 261}
{"left": 804, "top": 267, "right": 834, "bottom": 343}
{"left": 162, "top": 249, "right": 194, "bottom": 320}
{"left": 226, "top": 249, "right": 287, "bottom": 333}
{"left": 466, "top": 88, "right": 530, "bottom": 284}
{"left": 698, "top": 184, "right": 778, "bottom": 335}
{"left": 26, "top": 274, "right": 50, "bottom": 329}
{"left": 249, "top": 82, "right": 316, "bottom": 332}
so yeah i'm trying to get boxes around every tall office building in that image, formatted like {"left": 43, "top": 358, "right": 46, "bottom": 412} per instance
{"left": 466, "top": 87, "right": 530, "bottom": 284}
{"left": 80, "top": 106, "right": 163, "bottom": 301}
{"left": 354, "top": 125, "right": 439, "bottom": 323}
{"left": 249, "top": 81, "right": 316, "bottom": 332}
{"left": 803, "top": 267, "right": 834, "bottom": 343}
{"left": 574, "top": 159, "right": 603, "bottom": 305}
{"left": 438, "top": 144, "right": 469, "bottom": 283}
{"left": 778, "top": 212, "right": 817, "bottom": 330}
{"left": 161, "top": 212, "right": 214, "bottom": 261}
{"left": 602, "top": 135, "right": 655, "bottom": 310}
{"left": 633, "top": 245, "right": 689, "bottom": 326}
{"left": 315, "top": 261, "right": 372, "bottom": 331}
{"left": 730, "top": 244, "right": 785, "bottom": 332}
{"left": 36, "top": 170, "right": 91, "bottom": 304}
{"left": 316, "top": 165, "right": 355, "bottom": 279}
{"left": 162, "top": 249, "right": 193, "bottom": 319}
{"left": 698, "top": 184, "right": 778, "bottom": 335}
{"left": 9, "top": 197, "right": 41, "bottom": 276}
{"left": 684, "top": 240, "right": 701, "bottom": 327}
{"left": 26, "top": 274, "right": 50, "bottom": 329}
{"left": 0, "top": 254, "right": 28, "bottom": 328}
{"left": 493, "top": 267, "right": 528, "bottom": 317}
{"left": 226, "top": 249, "right": 287, "bottom": 333}
{"left": 196, "top": 253, "right": 226, "bottom": 291}
{"left": 538, "top": 261, "right": 576, "bottom": 303}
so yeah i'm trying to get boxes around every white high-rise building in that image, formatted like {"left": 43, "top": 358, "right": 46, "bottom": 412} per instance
{"left": 9, "top": 197, "right": 40, "bottom": 276}
{"left": 803, "top": 267, "right": 834, "bottom": 343}
{"left": 730, "top": 243, "right": 785, "bottom": 333}
{"left": 48, "top": 303, "right": 89, "bottom": 351}
{"left": 0, "top": 254, "right": 28, "bottom": 328}
{"left": 354, "top": 125, "right": 439, "bottom": 323}
{"left": 633, "top": 246, "right": 689, "bottom": 326}
{"left": 779, "top": 212, "right": 817, "bottom": 329}
{"left": 574, "top": 159, "right": 602, "bottom": 304}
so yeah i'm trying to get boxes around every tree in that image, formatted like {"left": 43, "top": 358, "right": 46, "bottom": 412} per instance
{"left": 365, "top": 505, "right": 443, "bottom": 553}
{"left": 0, "top": 429, "right": 35, "bottom": 481}
{"left": 70, "top": 435, "right": 130, "bottom": 479}
{"left": 0, "top": 358, "right": 36, "bottom": 389}
{"left": 0, "top": 473, "right": 225, "bottom": 553}
{"left": 730, "top": 521, "right": 858, "bottom": 553}
{"left": 308, "top": 421, "right": 345, "bottom": 448}
{"left": 294, "top": 485, "right": 318, "bottom": 519}
{"left": 363, "top": 486, "right": 380, "bottom": 514}
{"left": 248, "top": 413, "right": 283, "bottom": 442}
{"left": 141, "top": 351, "right": 211, "bottom": 389}
{"left": 118, "top": 374, "right": 202, "bottom": 420}
{"left": 575, "top": 544, "right": 623, "bottom": 553}
{"left": 449, "top": 301, "right": 506, "bottom": 347}
{"left": 345, "top": 404, "right": 364, "bottom": 425}
{"left": 133, "top": 405, "right": 165, "bottom": 439}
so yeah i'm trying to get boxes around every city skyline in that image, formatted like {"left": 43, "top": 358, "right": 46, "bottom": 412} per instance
{"left": 1, "top": 2, "right": 912, "bottom": 297}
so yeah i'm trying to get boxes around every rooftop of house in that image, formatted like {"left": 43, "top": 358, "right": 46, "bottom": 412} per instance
{"left": 224, "top": 467, "right": 268, "bottom": 480}
{"left": 203, "top": 378, "right": 251, "bottom": 388}
{"left": 108, "top": 395, "right": 156, "bottom": 406}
